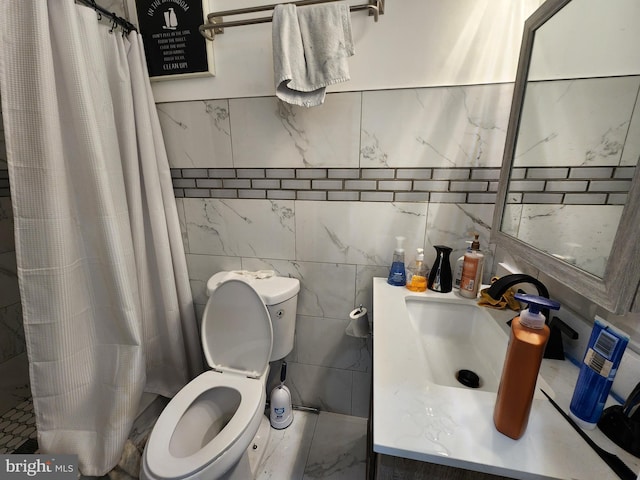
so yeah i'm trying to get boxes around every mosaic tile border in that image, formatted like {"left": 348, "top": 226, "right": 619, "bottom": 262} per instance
{"left": 171, "top": 167, "right": 500, "bottom": 203}
{"left": 1, "top": 166, "right": 634, "bottom": 204}
{"left": 171, "top": 166, "right": 635, "bottom": 204}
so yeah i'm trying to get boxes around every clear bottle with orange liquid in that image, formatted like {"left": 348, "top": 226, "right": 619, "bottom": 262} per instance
{"left": 406, "top": 248, "right": 428, "bottom": 292}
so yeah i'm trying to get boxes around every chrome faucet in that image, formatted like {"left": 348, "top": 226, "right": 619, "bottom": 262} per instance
{"left": 486, "top": 274, "right": 578, "bottom": 360}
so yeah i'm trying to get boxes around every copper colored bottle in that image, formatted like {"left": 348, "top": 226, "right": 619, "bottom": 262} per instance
{"left": 493, "top": 293, "right": 560, "bottom": 439}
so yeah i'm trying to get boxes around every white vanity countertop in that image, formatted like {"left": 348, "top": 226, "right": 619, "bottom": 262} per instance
{"left": 372, "top": 278, "right": 640, "bottom": 480}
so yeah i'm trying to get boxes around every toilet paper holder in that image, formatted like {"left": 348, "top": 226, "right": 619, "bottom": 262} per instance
{"left": 346, "top": 305, "right": 370, "bottom": 338}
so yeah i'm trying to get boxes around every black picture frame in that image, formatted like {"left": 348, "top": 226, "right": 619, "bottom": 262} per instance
{"left": 135, "top": 0, "right": 212, "bottom": 79}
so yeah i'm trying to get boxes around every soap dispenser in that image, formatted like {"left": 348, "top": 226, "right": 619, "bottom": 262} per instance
{"left": 406, "top": 248, "right": 428, "bottom": 292}
{"left": 387, "top": 236, "right": 407, "bottom": 286}
{"left": 453, "top": 240, "right": 472, "bottom": 289}
{"left": 427, "top": 245, "right": 453, "bottom": 293}
{"left": 494, "top": 293, "right": 560, "bottom": 439}
{"left": 459, "top": 233, "right": 484, "bottom": 299}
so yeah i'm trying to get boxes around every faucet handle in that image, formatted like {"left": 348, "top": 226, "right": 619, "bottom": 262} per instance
{"left": 543, "top": 316, "right": 577, "bottom": 360}
{"left": 549, "top": 316, "right": 578, "bottom": 339}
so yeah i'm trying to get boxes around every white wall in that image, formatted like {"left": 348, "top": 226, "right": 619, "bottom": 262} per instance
{"left": 125, "top": 0, "right": 545, "bottom": 102}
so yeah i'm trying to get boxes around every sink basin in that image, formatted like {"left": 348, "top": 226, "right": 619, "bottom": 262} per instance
{"left": 405, "top": 296, "right": 510, "bottom": 392}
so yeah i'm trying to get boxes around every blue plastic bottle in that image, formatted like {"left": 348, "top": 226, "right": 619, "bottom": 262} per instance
{"left": 387, "top": 236, "right": 406, "bottom": 286}
{"left": 569, "top": 318, "right": 629, "bottom": 429}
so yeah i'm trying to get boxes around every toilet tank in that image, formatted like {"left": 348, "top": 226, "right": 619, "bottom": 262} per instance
{"left": 265, "top": 295, "right": 298, "bottom": 361}
{"left": 206, "top": 271, "right": 300, "bottom": 361}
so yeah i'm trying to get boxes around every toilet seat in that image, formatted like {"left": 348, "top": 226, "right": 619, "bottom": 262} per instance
{"left": 143, "top": 279, "right": 274, "bottom": 480}
{"left": 144, "top": 371, "right": 265, "bottom": 479}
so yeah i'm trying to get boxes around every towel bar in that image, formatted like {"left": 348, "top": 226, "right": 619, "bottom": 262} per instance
{"left": 199, "top": 0, "right": 384, "bottom": 41}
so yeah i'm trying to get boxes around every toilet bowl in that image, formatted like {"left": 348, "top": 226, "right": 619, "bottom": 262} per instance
{"left": 141, "top": 273, "right": 299, "bottom": 480}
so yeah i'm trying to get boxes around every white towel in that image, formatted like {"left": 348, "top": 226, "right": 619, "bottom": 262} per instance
{"left": 272, "top": 2, "right": 354, "bottom": 107}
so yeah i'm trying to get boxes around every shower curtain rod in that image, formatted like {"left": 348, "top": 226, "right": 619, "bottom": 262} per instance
{"left": 200, "top": 0, "right": 384, "bottom": 40}
{"left": 76, "top": 0, "right": 137, "bottom": 34}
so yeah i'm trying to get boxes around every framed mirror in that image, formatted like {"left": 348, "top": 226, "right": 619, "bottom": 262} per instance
{"left": 491, "top": 0, "right": 640, "bottom": 314}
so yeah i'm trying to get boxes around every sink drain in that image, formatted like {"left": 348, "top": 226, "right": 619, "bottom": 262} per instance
{"left": 456, "top": 369, "right": 480, "bottom": 389}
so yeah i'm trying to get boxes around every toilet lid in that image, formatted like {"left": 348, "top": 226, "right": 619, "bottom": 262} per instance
{"left": 201, "top": 279, "right": 273, "bottom": 378}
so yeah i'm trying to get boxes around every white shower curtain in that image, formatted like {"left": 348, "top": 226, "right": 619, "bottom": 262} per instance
{"left": 0, "top": 1, "right": 203, "bottom": 475}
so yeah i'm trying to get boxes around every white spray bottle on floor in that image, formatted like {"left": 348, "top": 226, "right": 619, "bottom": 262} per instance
{"left": 270, "top": 361, "right": 293, "bottom": 429}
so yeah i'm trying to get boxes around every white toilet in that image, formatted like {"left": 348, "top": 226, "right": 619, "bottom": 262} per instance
{"left": 141, "top": 271, "right": 299, "bottom": 480}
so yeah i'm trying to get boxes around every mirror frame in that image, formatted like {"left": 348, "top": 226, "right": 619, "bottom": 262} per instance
{"left": 491, "top": 0, "right": 640, "bottom": 314}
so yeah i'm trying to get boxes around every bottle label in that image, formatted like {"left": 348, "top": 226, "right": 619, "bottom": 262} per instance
{"left": 388, "top": 261, "right": 406, "bottom": 286}
{"left": 584, "top": 348, "right": 613, "bottom": 377}
{"left": 583, "top": 329, "right": 619, "bottom": 378}
{"left": 460, "top": 257, "right": 479, "bottom": 291}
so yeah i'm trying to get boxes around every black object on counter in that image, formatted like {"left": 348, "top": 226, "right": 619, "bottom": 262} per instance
{"left": 598, "top": 381, "right": 640, "bottom": 458}
{"left": 427, "top": 245, "right": 452, "bottom": 293}
{"left": 541, "top": 389, "right": 636, "bottom": 480}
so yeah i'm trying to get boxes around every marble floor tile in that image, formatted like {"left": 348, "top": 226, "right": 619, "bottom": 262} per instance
{"left": 1, "top": 393, "right": 368, "bottom": 480}
{"left": 302, "top": 412, "right": 367, "bottom": 480}
{"left": 256, "top": 410, "right": 318, "bottom": 480}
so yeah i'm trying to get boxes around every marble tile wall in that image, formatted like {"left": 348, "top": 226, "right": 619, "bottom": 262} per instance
{"left": 161, "top": 81, "right": 638, "bottom": 415}
{"left": 178, "top": 197, "right": 496, "bottom": 416}
{"left": 160, "top": 85, "right": 506, "bottom": 416}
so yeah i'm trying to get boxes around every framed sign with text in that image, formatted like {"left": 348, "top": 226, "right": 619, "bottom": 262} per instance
{"left": 134, "top": 0, "right": 215, "bottom": 80}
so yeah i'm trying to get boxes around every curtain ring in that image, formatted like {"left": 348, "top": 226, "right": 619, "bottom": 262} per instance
{"left": 90, "top": 0, "right": 99, "bottom": 16}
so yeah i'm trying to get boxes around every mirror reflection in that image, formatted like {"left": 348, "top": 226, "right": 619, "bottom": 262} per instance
{"left": 500, "top": 0, "right": 640, "bottom": 278}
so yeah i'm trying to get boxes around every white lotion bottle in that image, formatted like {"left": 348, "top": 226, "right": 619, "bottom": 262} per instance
{"left": 454, "top": 240, "right": 472, "bottom": 289}
{"left": 459, "top": 233, "right": 484, "bottom": 298}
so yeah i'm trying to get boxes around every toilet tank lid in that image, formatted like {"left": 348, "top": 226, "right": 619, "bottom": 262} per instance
{"left": 207, "top": 271, "right": 300, "bottom": 305}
